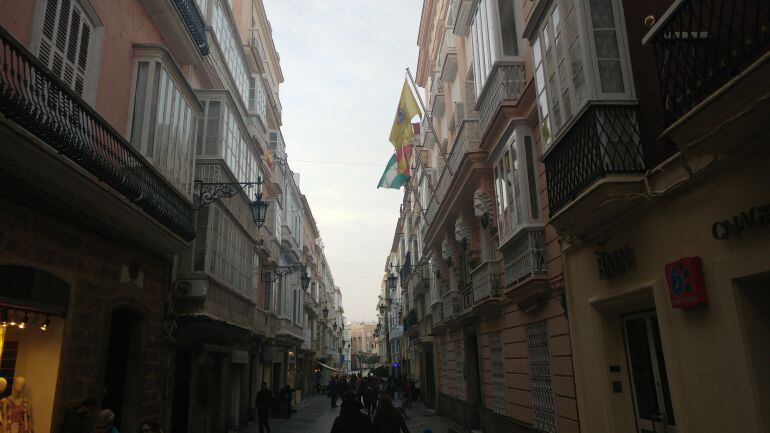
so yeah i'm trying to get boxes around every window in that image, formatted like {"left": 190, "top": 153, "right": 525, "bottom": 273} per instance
{"left": 130, "top": 58, "right": 198, "bottom": 197}
{"left": 37, "top": 0, "right": 97, "bottom": 97}
{"left": 212, "top": 2, "right": 249, "bottom": 106}
{"left": 470, "top": 0, "right": 523, "bottom": 97}
{"left": 490, "top": 332, "right": 507, "bottom": 415}
{"left": 532, "top": 0, "right": 631, "bottom": 152}
{"left": 208, "top": 206, "right": 256, "bottom": 301}
{"left": 248, "top": 75, "right": 267, "bottom": 124}
{"left": 493, "top": 126, "right": 540, "bottom": 242}
{"left": 527, "top": 322, "right": 556, "bottom": 433}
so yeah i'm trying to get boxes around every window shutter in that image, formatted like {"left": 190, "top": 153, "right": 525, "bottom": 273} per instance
{"left": 38, "top": 0, "right": 92, "bottom": 96}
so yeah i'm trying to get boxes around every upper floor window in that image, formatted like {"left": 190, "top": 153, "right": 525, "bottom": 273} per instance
{"left": 129, "top": 51, "right": 200, "bottom": 198}
{"left": 212, "top": 1, "right": 249, "bottom": 107}
{"left": 470, "top": 0, "right": 523, "bottom": 97}
{"left": 493, "top": 124, "right": 539, "bottom": 242}
{"left": 248, "top": 74, "right": 268, "bottom": 126}
{"left": 532, "top": 0, "right": 633, "bottom": 152}
{"left": 36, "top": 0, "right": 100, "bottom": 100}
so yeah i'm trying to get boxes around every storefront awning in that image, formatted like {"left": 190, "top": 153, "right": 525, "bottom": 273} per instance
{"left": 316, "top": 361, "right": 341, "bottom": 372}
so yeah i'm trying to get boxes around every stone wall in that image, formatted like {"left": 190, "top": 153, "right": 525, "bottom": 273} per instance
{"left": 0, "top": 197, "right": 172, "bottom": 430}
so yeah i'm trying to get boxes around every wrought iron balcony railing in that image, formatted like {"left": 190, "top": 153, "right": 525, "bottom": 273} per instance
{"left": 425, "top": 119, "right": 481, "bottom": 226}
{"left": 0, "top": 27, "right": 196, "bottom": 241}
{"left": 544, "top": 104, "right": 645, "bottom": 214}
{"left": 502, "top": 229, "right": 547, "bottom": 287}
{"left": 646, "top": 0, "right": 770, "bottom": 126}
{"left": 171, "top": 0, "right": 210, "bottom": 56}
{"left": 471, "top": 260, "right": 501, "bottom": 303}
{"left": 477, "top": 63, "right": 526, "bottom": 135}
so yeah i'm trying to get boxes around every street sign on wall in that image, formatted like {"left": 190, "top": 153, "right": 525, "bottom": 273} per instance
{"left": 665, "top": 256, "right": 708, "bottom": 309}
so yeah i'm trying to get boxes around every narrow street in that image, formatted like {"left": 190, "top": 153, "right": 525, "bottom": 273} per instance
{"left": 246, "top": 396, "right": 460, "bottom": 433}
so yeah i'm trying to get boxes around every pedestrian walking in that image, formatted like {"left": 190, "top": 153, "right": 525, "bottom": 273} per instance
{"left": 255, "top": 382, "right": 274, "bottom": 433}
{"left": 92, "top": 409, "right": 119, "bottom": 433}
{"left": 279, "top": 384, "right": 292, "bottom": 418}
{"left": 372, "top": 393, "right": 410, "bottom": 433}
{"left": 364, "top": 380, "right": 379, "bottom": 419}
{"left": 330, "top": 376, "right": 339, "bottom": 408}
{"left": 330, "top": 391, "right": 373, "bottom": 433}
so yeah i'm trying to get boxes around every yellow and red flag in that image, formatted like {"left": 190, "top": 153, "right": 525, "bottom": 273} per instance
{"left": 389, "top": 79, "right": 422, "bottom": 178}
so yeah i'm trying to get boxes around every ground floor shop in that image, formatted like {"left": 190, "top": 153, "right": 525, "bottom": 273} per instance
{"left": 0, "top": 198, "right": 174, "bottom": 433}
{"left": 563, "top": 147, "right": 770, "bottom": 433}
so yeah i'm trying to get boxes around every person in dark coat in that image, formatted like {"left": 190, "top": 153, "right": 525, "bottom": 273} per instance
{"left": 330, "top": 391, "right": 373, "bottom": 433}
{"left": 60, "top": 397, "right": 99, "bottom": 433}
{"left": 255, "top": 382, "right": 274, "bottom": 433}
{"left": 373, "top": 393, "right": 410, "bottom": 433}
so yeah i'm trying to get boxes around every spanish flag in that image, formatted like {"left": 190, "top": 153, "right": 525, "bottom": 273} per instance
{"left": 389, "top": 79, "right": 422, "bottom": 177}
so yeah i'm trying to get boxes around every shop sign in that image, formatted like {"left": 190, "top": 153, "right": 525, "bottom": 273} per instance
{"left": 595, "top": 246, "right": 635, "bottom": 280}
{"left": 665, "top": 256, "right": 708, "bottom": 309}
{"left": 711, "top": 204, "right": 770, "bottom": 240}
{"left": 231, "top": 349, "right": 249, "bottom": 364}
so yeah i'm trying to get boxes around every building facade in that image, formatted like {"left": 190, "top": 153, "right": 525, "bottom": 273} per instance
{"left": 380, "top": 1, "right": 769, "bottom": 433}
{"left": 0, "top": 1, "right": 345, "bottom": 432}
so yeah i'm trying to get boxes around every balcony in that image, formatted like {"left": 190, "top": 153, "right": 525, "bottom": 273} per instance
{"left": 407, "top": 264, "right": 430, "bottom": 296}
{"left": 477, "top": 63, "right": 526, "bottom": 137}
{"left": 471, "top": 260, "right": 502, "bottom": 310}
{"left": 645, "top": 0, "right": 770, "bottom": 151}
{"left": 0, "top": 28, "right": 196, "bottom": 248}
{"left": 430, "top": 73, "right": 445, "bottom": 117}
{"left": 175, "top": 279, "right": 256, "bottom": 333}
{"left": 403, "top": 309, "right": 418, "bottom": 337}
{"left": 543, "top": 104, "right": 646, "bottom": 232}
{"left": 425, "top": 119, "right": 482, "bottom": 226}
{"left": 140, "top": 0, "right": 208, "bottom": 63}
{"left": 451, "top": 0, "right": 475, "bottom": 36}
{"left": 439, "top": 29, "right": 458, "bottom": 83}
{"left": 276, "top": 317, "right": 304, "bottom": 342}
{"left": 501, "top": 229, "right": 549, "bottom": 309}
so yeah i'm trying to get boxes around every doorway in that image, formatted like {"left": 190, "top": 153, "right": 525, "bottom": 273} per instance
{"left": 464, "top": 333, "right": 482, "bottom": 429}
{"left": 736, "top": 275, "right": 770, "bottom": 430}
{"left": 229, "top": 365, "right": 241, "bottom": 428}
{"left": 172, "top": 349, "right": 191, "bottom": 433}
{"left": 102, "top": 308, "right": 143, "bottom": 433}
{"left": 623, "top": 312, "right": 676, "bottom": 433}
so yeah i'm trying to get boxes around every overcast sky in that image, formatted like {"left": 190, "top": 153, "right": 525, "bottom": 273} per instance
{"left": 263, "top": 1, "right": 422, "bottom": 322}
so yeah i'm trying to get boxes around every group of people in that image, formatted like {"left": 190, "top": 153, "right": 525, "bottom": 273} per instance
{"left": 327, "top": 373, "right": 420, "bottom": 433}
{"left": 59, "top": 397, "right": 163, "bottom": 433}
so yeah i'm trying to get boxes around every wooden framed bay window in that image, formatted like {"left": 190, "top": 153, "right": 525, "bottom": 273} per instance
{"left": 128, "top": 46, "right": 202, "bottom": 198}
{"left": 531, "top": 0, "right": 635, "bottom": 153}
{"left": 470, "top": 0, "right": 525, "bottom": 98}
{"left": 492, "top": 122, "right": 540, "bottom": 243}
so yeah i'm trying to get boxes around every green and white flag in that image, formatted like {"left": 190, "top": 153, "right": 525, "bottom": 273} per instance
{"left": 377, "top": 154, "right": 409, "bottom": 189}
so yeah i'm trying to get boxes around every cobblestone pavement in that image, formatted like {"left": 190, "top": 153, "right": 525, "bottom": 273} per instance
{"left": 243, "top": 395, "right": 464, "bottom": 433}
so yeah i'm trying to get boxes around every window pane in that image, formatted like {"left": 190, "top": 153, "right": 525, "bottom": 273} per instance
{"left": 205, "top": 100, "right": 221, "bottom": 155}
{"left": 130, "top": 61, "right": 149, "bottom": 150}
{"left": 524, "top": 136, "right": 539, "bottom": 220}
{"left": 147, "top": 63, "right": 161, "bottom": 157}
{"left": 598, "top": 60, "right": 624, "bottom": 92}
{"left": 497, "top": 0, "right": 518, "bottom": 56}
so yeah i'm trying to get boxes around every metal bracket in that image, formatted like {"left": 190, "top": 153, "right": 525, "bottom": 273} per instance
{"left": 194, "top": 180, "right": 262, "bottom": 209}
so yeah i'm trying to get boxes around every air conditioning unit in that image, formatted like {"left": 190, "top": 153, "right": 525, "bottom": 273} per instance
{"left": 174, "top": 279, "right": 207, "bottom": 297}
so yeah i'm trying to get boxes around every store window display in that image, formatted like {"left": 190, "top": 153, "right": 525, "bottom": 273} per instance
{"left": 0, "top": 376, "right": 32, "bottom": 433}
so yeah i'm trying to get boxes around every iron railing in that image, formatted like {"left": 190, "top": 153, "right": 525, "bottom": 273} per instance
{"left": 171, "top": 0, "right": 210, "bottom": 56}
{"left": 502, "top": 229, "right": 547, "bottom": 286}
{"left": 471, "top": 260, "right": 502, "bottom": 302}
{"left": 403, "top": 309, "right": 418, "bottom": 332}
{"left": 424, "top": 119, "right": 481, "bottom": 226}
{"left": 0, "top": 27, "right": 196, "bottom": 241}
{"left": 646, "top": 0, "right": 770, "bottom": 125}
{"left": 478, "top": 63, "right": 526, "bottom": 135}
{"left": 544, "top": 104, "right": 645, "bottom": 214}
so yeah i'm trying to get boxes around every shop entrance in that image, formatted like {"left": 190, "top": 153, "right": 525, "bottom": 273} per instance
{"left": 736, "top": 274, "right": 770, "bottom": 429}
{"left": 623, "top": 312, "right": 676, "bottom": 433}
{"left": 103, "top": 308, "right": 143, "bottom": 433}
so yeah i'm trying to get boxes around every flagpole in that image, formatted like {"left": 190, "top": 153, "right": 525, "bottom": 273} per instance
{"left": 405, "top": 67, "right": 453, "bottom": 177}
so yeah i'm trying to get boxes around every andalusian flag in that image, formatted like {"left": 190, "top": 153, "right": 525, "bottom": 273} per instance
{"left": 389, "top": 79, "right": 422, "bottom": 177}
{"left": 377, "top": 154, "right": 409, "bottom": 189}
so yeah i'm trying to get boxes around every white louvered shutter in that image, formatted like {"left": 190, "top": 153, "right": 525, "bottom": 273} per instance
{"left": 38, "top": 0, "right": 93, "bottom": 96}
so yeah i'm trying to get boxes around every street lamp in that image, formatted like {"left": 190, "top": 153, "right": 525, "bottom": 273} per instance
{"left": 195, "top": 177, "right": 269, "bottom": 228}
{"left": 300, "top": 271, "right": 311, "bottom": 291}
{"left": 262, "top": 264, "right": 309, "bottom": 287}
{"left": 322, "top": 304, "right": 329, "bottom": 318}
{"left": 387, "top": 273, "right": 398, "bottom": 290}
